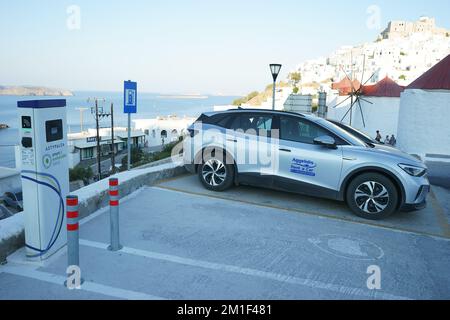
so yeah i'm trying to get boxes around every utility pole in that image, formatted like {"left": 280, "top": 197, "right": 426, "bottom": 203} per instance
{"left": 95, "top": 100, "right": 101, "bottom": 180}
{"left": 88, "top": 97, "right": 106, "bottom": 180}
{"left": 75, "top": 107, "right": 89, "bottom": 132}
{"left": 110, "top": 103, "right": 116, "bottom": 174}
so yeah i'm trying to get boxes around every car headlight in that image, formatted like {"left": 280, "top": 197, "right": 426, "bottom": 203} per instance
{"left": 398, "top": 164, "right": 427, "bottom": 177}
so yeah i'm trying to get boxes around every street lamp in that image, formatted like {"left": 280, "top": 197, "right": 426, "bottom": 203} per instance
{"left": 269, "top": 64, "right": 282, "bottom": 110}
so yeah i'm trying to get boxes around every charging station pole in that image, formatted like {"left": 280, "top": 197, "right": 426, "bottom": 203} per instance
{"left": 124, "top": 81, "right": 137, "bottom": 171}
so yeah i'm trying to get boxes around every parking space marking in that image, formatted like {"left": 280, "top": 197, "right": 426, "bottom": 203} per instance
{"left": 79, "top": 239, "right": 410, "bottom": 300}
{"left": 1, "top": 264, "right": 166, "bottom": 300}
{"left": 429, "top": 189, "right": 450, "bottom": 238}
{"left": 152, "top": 185, "right": 450, "bottom": 241}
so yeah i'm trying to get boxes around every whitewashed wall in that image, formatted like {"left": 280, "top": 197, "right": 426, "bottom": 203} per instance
{"left": 397, "top": 89, "right": 450, "bottom": 156}
{"left": 327, "top": 96, "right": 400, "bottom": 140}
{"left": 352, "top": 97, "right": 400, "bottom": 138}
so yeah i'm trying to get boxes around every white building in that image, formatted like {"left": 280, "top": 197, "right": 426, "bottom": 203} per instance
{"left": 294, "top": 17, "right": 450, "bottom": 89}
{"left": 67, "top": 127, "right": 146, "bottom": 166}
{"left": 133, "top": 116, "right": 195, "bottom": 148}
{"left": 381, "top": 17, "right": 448, "bottom": 40}
{"left": 397, "top": 54, "right": 450, "bottom": 157}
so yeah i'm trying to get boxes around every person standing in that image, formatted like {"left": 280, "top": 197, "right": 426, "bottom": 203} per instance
{"left": 389, "top": 134, "right": 397, "bottom": 147}
{"left": 384, "top": 135, "right": 391, "bottom": 145}
{"left": 375, "top": 130, "right": 382, "bottom": 143}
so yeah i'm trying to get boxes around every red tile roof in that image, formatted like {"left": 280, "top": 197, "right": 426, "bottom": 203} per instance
{"left": 331, "top": 78, "right": 361, "bottom": 96}
{"left": 361, "top": 76, "right": 405, "bottom": 97}
{"left": 407, "top": 54, "right": 450, "bottom": 90}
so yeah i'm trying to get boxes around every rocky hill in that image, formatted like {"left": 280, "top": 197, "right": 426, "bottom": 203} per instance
{"left": 0, "top": 86, "right": 73, "bottom": 96}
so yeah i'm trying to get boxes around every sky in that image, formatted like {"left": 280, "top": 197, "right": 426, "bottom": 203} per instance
{"left": 0, "top": 0, "right": 449, "bottom": 95}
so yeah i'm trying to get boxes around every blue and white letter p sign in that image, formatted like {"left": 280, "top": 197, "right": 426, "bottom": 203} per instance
{"left": 124, "top": 81, "right": 137, "bottom": 113}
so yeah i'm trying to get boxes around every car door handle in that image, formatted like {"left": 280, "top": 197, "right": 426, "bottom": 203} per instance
{"left": 279, "top": 148, "right": 291, "bottom": 153}
{"left": 227, "top": 139, "right": 237, "bottom": 143}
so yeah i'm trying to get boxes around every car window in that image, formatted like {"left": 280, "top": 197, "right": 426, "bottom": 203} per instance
{"left": 230, "top": 114, "right": 273, "bottom": 136}
{"left": 215, "top": 115, "right": 233, "bottom": 128}
{"left": 280, "top": 116, "right": 329, "bottom": 144}
{"left": 15, "top": 193, "right": 23, "bottom": 201}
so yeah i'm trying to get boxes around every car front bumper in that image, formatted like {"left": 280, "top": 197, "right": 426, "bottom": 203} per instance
{"left": 401, "top": 183, "right": 430, "bottom": 212}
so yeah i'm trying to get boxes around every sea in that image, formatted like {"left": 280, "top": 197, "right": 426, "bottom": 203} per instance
{"left": 0, "top": 91, "right": 238, "bottom": 168}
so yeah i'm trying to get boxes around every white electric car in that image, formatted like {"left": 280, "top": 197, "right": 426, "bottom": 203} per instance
{"left": 183, "top": 109, "right": 430, "bottom": 220}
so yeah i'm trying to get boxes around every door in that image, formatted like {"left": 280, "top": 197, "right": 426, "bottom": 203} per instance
{"left": 274, "top": 115, "right": 343, "bottom": 198}
{"left": 228, "top": 113, "right": 276, "bottom": 185}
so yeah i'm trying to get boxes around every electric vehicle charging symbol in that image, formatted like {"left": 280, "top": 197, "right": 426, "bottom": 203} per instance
{"left": 125, "top": 89, "right": 135, "bottom": 106}
{"left": 43, "top": 154, "right": 52, "bottom": 169}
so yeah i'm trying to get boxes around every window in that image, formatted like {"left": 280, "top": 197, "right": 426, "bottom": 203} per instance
{"left": 161, "top": 130, "right": 167, "bottom": 138}
{"left": 280, "top": 116, "right": 329, "bottom": 144}
{"left": 229, "top": 114, "right": 273, "bottom": 136}
{"left": 82, "top": 148, "right": 94, "bottom": 160}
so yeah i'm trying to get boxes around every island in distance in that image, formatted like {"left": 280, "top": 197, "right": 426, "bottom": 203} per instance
{"left": 0, "top": 85, "right": 73, "bottom": 96}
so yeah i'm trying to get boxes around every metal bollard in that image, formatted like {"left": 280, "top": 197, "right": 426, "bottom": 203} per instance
{"left": 108, "top": 178, "right": 122, "bottom": 251}
{"left": 66, "top": 195, "right": 80, "bottom": 267}
{"left": 65, "top": 195, "right": 83, "bottom": 287}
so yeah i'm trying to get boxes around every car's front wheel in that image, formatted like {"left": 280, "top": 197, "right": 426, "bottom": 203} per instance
{"left": 198, "top": 153, "right": 234, "bottom": 192}
{"left": 346, "top": 173, "right": 398, "bottom": 220}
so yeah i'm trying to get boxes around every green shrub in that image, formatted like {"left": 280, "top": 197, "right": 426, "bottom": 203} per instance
{"left": 69, "top": 166, "right": 93, "bottom": 183}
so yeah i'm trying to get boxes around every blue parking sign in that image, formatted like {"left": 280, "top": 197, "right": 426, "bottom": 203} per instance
{"left": 124, "top": 81, "right": 137, "bottom": 113}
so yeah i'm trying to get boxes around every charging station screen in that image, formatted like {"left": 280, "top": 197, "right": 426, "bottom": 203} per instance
{"left": 45, "top": 119, "right": 63, "bottom": 142}
{"left": 22, "top": 116, "right": 32, "bottom": 129}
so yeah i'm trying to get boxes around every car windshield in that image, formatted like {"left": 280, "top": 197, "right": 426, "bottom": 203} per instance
{"left": 315, "top": 118, "right": 368, "bottom": 147}
{"left": 334, "top": 122, "right": 376, "bottom": 144}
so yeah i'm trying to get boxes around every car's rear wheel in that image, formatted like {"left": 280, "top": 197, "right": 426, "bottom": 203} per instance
{"left": 346, "top": 173, "right": 398, "bottom": 220}
{"left": 198, "top": 152, "right": 234, "bottom": 192}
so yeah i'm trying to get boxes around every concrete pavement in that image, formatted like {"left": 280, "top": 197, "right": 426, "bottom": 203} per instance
{"left": 1, "top": 175, "right": 449, "bottom": 299}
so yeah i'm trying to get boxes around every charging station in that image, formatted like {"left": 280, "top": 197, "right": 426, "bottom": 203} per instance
{"left": 17, "top": 99, "right": 69, "bottom": 261}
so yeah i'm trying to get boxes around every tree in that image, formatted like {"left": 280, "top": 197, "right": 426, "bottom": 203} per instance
{"left": 288, "top": 72, "right": 301, "bottom": 85}
{"left": 292, "top": 86, "right": 299, "bottom": 94}
{"left": 399, "top": 75, "right": 406, "bottom": 81}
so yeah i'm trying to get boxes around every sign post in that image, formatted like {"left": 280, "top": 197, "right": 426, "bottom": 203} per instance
{"left": 124, "top": 80, "right": 137, "bottom": 171}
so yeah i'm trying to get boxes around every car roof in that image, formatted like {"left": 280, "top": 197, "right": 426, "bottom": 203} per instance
{"left": 204, "top": 109, "right": 308, "bottom": 118}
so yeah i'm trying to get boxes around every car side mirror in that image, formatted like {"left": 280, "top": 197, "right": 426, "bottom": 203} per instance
{"left": 314, "top": 135, "right": 337, "bottom": 149}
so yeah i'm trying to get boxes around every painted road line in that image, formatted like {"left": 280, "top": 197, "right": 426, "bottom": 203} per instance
{"left": 152, "top": 186, "right": 450, "bottom": 241}
{"left": 429, "top": 189, "right": 450, "bottom": 238}
{"left": 79, "top": 239, "right": 411, "bottom": 300}
{"left": 1, "top": 265, "right": 165, "bottom": 300}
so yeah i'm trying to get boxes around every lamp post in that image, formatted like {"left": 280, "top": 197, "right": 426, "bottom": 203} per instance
{"left": 269, "top": 64, "right": 282, "bottom": 110}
